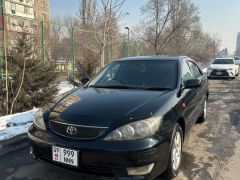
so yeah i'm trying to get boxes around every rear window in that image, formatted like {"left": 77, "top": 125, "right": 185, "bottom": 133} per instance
{"left": 213, "top": 59, "right": 234, "bottom": 64}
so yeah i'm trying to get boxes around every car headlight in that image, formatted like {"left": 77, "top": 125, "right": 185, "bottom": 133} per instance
{"left": 227, "top": 68, "right": 233, "bottom": 71}
{"left": 34, "top": 108, "right": 46, "bottom": 130}
{"left": 104, "top": 117, "right": 162, "bottom": 141}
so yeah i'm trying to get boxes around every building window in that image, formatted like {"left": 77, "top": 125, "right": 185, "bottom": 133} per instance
{"left": 24, "top": 21, "right": 29, "bottom": 28}
{"left": 11, "top": 3, "right": 16, "bottom": 10}
{"left": 19, "top": 0, "right": 24, "bottom": 3}
{"left": 11, "top": 3, "right": 16, "bottom": 14}
{"left": 24, "top": 6, "right": 30, "bottom": 14}
{"left": 41, "top": 1, "right": 45, "bottom": 7}
{"left": 42, "top": 13, "right": 46, "bottom": 20}
{"left": 11, "top": 18, "right": 17, "bottom": 28}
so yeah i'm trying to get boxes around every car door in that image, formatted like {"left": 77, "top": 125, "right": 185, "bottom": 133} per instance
{"left": 180, "top": 59, "right": 198, "bottom": 132}
{"left": 187, "top": 60, "right": 207, "bottom": 120}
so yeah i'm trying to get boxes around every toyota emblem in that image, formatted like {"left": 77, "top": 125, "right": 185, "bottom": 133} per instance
{"left": 66, "top": 126, "right": 77, "bottom": 135}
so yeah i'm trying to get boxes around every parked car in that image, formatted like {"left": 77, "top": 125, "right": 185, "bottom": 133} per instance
{"left": 234, "top": 56, "right": 240, "bottom": 66}
{"left": 28, "top": 56, "right": 208, "bottom": 179}
{"left": 207, "top": 58, "right": 239, "bottom": 79}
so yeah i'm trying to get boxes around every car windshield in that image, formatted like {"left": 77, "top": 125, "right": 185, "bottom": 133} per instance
{"left": 88, "top": 60, "right": 178, "bottom": 90}
{"left": 213, "top": 59, "right": 234, "bottom": 64}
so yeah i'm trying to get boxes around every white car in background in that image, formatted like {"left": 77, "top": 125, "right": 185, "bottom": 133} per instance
{"left": 235, "top": 57, "right": 240, "bottom": 66}
{"left": 207, "top": 58, "right": 239, "bottom": 79}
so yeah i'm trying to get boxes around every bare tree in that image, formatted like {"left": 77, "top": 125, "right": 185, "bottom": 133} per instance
{"left": 140, "top": 0, "right": 171, "bottom": 55}
{"left": 138, "top": 0, "right": 200, "bottom": 55}
{"left": 91, "top": 0, "right": 127, "bottom": 68}
{"left": 191, "top": 32, "right": 221, "bottom": 63}
{"left": 79, "top": 0, "right": 96, "bottom": 26}
{"left": 49, "top": 17, "right": 63, "bottom": 63}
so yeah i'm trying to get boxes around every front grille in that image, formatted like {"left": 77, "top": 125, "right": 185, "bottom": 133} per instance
{"left": 210, "top": 69, "right": 229, "bottom": 76}
{"left": 49, "top": 121, "right": 108, "bottom": 140}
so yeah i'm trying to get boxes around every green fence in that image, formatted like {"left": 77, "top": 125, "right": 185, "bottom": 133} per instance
{"left": 0, "top": 14, "right": 145, "bottom": 80}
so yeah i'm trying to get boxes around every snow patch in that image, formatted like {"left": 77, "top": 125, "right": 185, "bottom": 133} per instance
{"left": 0, "top": 81, "right": 75, "bottom": 141}
{"left": 0, "top": 108, "right": 38, "bottom": 141}
{"left": 57, "top": 81, "right": 75, "bottom": 95}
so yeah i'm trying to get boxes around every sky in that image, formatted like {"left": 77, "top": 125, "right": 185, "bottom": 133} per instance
{"left": 50, "top": 0, "right": 240, "bottom": 54}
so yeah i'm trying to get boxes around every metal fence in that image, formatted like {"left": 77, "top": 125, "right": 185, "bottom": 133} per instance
{"left": 0, "top": 14, "right": 145, "bottom": 80}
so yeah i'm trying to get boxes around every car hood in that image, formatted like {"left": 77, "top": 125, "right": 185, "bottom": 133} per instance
{"left": 209, "top": 64, "right": 235, "bottom": 69}
{"left": 50, "top": 88, "right": 171, "bottom": 127}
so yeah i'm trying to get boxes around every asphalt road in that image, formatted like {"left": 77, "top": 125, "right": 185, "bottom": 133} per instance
{"left": 0, "top": 76, "right": 240, "bottom": 180}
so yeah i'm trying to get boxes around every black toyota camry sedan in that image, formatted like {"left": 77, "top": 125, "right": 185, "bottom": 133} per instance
{"left": 28, "top": 56, "right": 208, "bottom": 180}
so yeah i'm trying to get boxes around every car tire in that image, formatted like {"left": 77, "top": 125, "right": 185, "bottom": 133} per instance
{"left": 197, "top": 98, "right": 207, "bottom": 123}
{"left": 164, "top": 123, "right": 183, "bottom": 179}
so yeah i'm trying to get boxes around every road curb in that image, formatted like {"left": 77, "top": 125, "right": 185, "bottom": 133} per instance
{"left": 0, "top": 133, "right": 29, "bottom": 156}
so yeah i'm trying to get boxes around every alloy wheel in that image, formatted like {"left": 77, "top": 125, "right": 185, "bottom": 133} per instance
{"left": 172, "top": 131, "right": 182, "bottom": 171}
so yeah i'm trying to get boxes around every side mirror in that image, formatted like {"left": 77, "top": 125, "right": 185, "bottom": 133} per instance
{"left": 185, "top": 79, "right": 201, "bottom": 89}
{"left": 80, "top": 77, "right": 90, "bottom": 85}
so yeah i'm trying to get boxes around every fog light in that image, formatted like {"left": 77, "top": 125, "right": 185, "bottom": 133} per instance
{"left": 127, "top": 163, "right": 155, "bottom": 176}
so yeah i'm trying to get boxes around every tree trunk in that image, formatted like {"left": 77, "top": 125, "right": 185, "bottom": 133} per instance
{"left": 100, "top": 47, "right": 105, "bottom": 68}
{"left": 10, "top": 59, "right": 26, "bottom": 114}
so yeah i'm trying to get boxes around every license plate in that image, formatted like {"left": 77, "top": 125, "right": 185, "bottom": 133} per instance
{"left": 216, "top": 72, "right": 222, "bottom": 75}
{"left": 52, "top": 146, "right": 79, "bottom": 167}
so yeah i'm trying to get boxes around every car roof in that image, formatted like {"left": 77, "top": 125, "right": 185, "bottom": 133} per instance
{"left": 115, "top": 56, "right": 186, "bottom": 62}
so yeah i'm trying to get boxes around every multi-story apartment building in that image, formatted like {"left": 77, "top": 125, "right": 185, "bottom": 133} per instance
{"left": 1, "top": 0, "right": 35, "bottom": 32}
{"left": 0, "top": 0, "right": 50, "bottom": 62}
{"left": 236, "top": 32, "right": 240, "bottom": 57}
{"left": 33, "top": 0, "right": 50, "bottom": 22}
{"left": 0, "top": 0, "right": 50, "bottom": 34}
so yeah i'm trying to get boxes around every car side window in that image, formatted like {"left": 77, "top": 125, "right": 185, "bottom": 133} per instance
{"left": 182, "top": 61, "right": 193, "bottom": 81}
{"left": 187, "top": 61, "right": 202, "bottom": 78}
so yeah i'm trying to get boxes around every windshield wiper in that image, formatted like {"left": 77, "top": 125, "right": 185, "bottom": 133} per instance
{"left": 89, "top": 85, "right": 173, "bottom": 91}
{"left": 143, "top": 87, "right": 173, "bottom": 91}
{"left": 88, "top": 85, "right": 142, "bottom": 89}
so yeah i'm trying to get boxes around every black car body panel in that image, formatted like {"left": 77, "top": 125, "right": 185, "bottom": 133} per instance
{"left": 53, "top": 88, "right": 171, "bottom": 127}
{"left": 28, "top": 56, "right": 208, "bottom": 179}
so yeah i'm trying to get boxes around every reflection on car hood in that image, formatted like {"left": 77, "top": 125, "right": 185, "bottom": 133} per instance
{"left": 51, "top": 87, "right": 171, "bottom": 127}
{"left": 209, "top": 64, "right": 235, "bottom": 69}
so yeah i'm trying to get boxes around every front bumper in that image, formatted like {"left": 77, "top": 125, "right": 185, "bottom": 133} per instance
{"left": 207, "top": 69, "right": 235, "bottom": 78}
{"left": 28, "top": 125, "right": 170, "bottom": 180}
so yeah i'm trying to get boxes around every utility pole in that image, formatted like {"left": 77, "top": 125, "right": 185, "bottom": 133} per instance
{"left": 2, "top": 0, "right": 9, "bottom": 114}
{"left": 41, "top": 20, "right": 46, "bottom": 65}
{"left": 71, "top": 27, "right": 76, "bottom": 80}
{"left": 125, "top": 27, "right": 130, "bottom": 56}
{"left": 0, "top": 0, "right": 4, "bottom": 79}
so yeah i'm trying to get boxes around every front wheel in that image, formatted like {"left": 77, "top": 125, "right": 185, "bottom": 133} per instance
{"left": 164, "top": 124, "right": 183, "bottom": 178}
